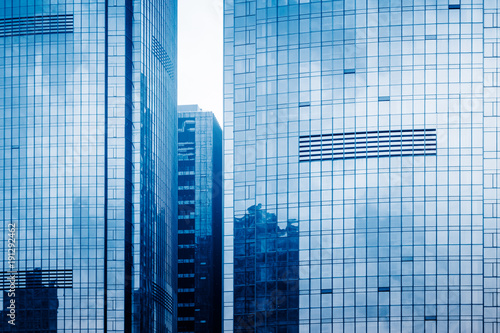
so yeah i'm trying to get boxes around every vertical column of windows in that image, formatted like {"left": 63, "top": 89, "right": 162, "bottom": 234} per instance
{"left": 483, "top": 2, "right": 500, "bottom": 332}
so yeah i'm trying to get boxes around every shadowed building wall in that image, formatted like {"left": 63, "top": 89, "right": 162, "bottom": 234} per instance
{"left": 177, "top": 105, "right": 222, "bottom": 333}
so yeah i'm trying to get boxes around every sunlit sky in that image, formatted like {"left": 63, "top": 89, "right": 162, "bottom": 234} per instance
{"left": 178, "top": 0, "right": 224, "bottom": 124}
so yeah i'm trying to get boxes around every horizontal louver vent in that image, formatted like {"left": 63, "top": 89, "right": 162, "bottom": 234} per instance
{"left": 299, "top": 129, "right": 437, "bottom": 162}
{"left": 152, "top": 36, "right": 174, "bottom": 78}
{"left": 0, "top": 269, "right": 72, "bottom": 289}
{"left": 152, "top": 282, "right": 174, "bottom": 313}
{"left": 0, "top": 14, "right": 73, "bottom": 37}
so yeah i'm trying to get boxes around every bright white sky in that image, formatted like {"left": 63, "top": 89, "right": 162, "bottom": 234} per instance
{"left": 178, "top": 0, "right": 224, "bottom": 124}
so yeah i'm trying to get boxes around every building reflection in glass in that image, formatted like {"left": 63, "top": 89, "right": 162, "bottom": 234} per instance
{"left": 0, "top": 269, "right": 61, "bottom": 332}
{"left": 233, "top": 204, "right": 299, "bottom": 333}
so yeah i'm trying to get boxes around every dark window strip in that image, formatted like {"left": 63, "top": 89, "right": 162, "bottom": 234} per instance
{"left": 302, "top": 145, "right": 437, "bottom": 151}
{"left": 302, "top": 139, "right": 437, "bottom": 148}
{"left": 0, "top": 14, "right": 73, "bottom": 29}
{"left": 152, "top": 36, "right": 174, "bottom": 78}
{"left": 300, "top": 151, "right": 436, "bottom": 162}
{"left": 301, "top": 135, "right": 436, "bottom": 144}
{"left": 300, "top": 128, "right": 435, "bottom": 140}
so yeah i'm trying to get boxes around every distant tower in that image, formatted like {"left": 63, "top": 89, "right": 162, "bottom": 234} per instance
{"left": 177, "top": 105, "right": 222, "bottom": 333}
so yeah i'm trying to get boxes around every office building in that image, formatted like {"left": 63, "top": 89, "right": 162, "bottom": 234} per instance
{"left": 224, "top": 1, "right": 498, "bottom": 332}
{"left": 177, "top": 105, "right": 222, "bottom": 333}
{"left": 0, "top": 1, "right": 177, "bottom": 331}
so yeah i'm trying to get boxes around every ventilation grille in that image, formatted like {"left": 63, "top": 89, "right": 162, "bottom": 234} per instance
{"left": 152, "top": 282, "right": 174, "bottom": 313}
{"left": 152, "top": 36, "right": 174, "bottom": 78}
{"left": 299, "top": 129, "right": 437, "bottom": 162}
{"left": 0, "top": 269, "right": 72, "bottom": 289}
{"left": 0, "top": 14, "right": 73, "bottom": 37}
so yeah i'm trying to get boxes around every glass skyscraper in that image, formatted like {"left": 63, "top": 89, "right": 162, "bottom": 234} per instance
{"left": 0, "top": 0, "right": 177, "bottom": 332}
{"left": 224, "top": 0, "right": 498, "bottom": 332}
{"left": 177, "top": 105, "right": 222, "bottom": 333}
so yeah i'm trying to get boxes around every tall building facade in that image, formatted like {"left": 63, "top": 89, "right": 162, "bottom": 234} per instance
{"left": 177, "top": 105, "right": 222, "bottom": 333}
{"left": 0, "top": 0, "right": 177, "bottom": 332}
{"left": 224, "top": 1, "right": 499, "bottom": 332}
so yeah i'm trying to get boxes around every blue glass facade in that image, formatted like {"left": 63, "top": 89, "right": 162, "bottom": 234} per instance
{"left": 177, "top": 105, "right": 222, "bottom": 333}
{"left": 224, "top": 0, "right": 497, "bottom": 332}
{"left": 0, "top": 0, "right": 177, "bottom": 332}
